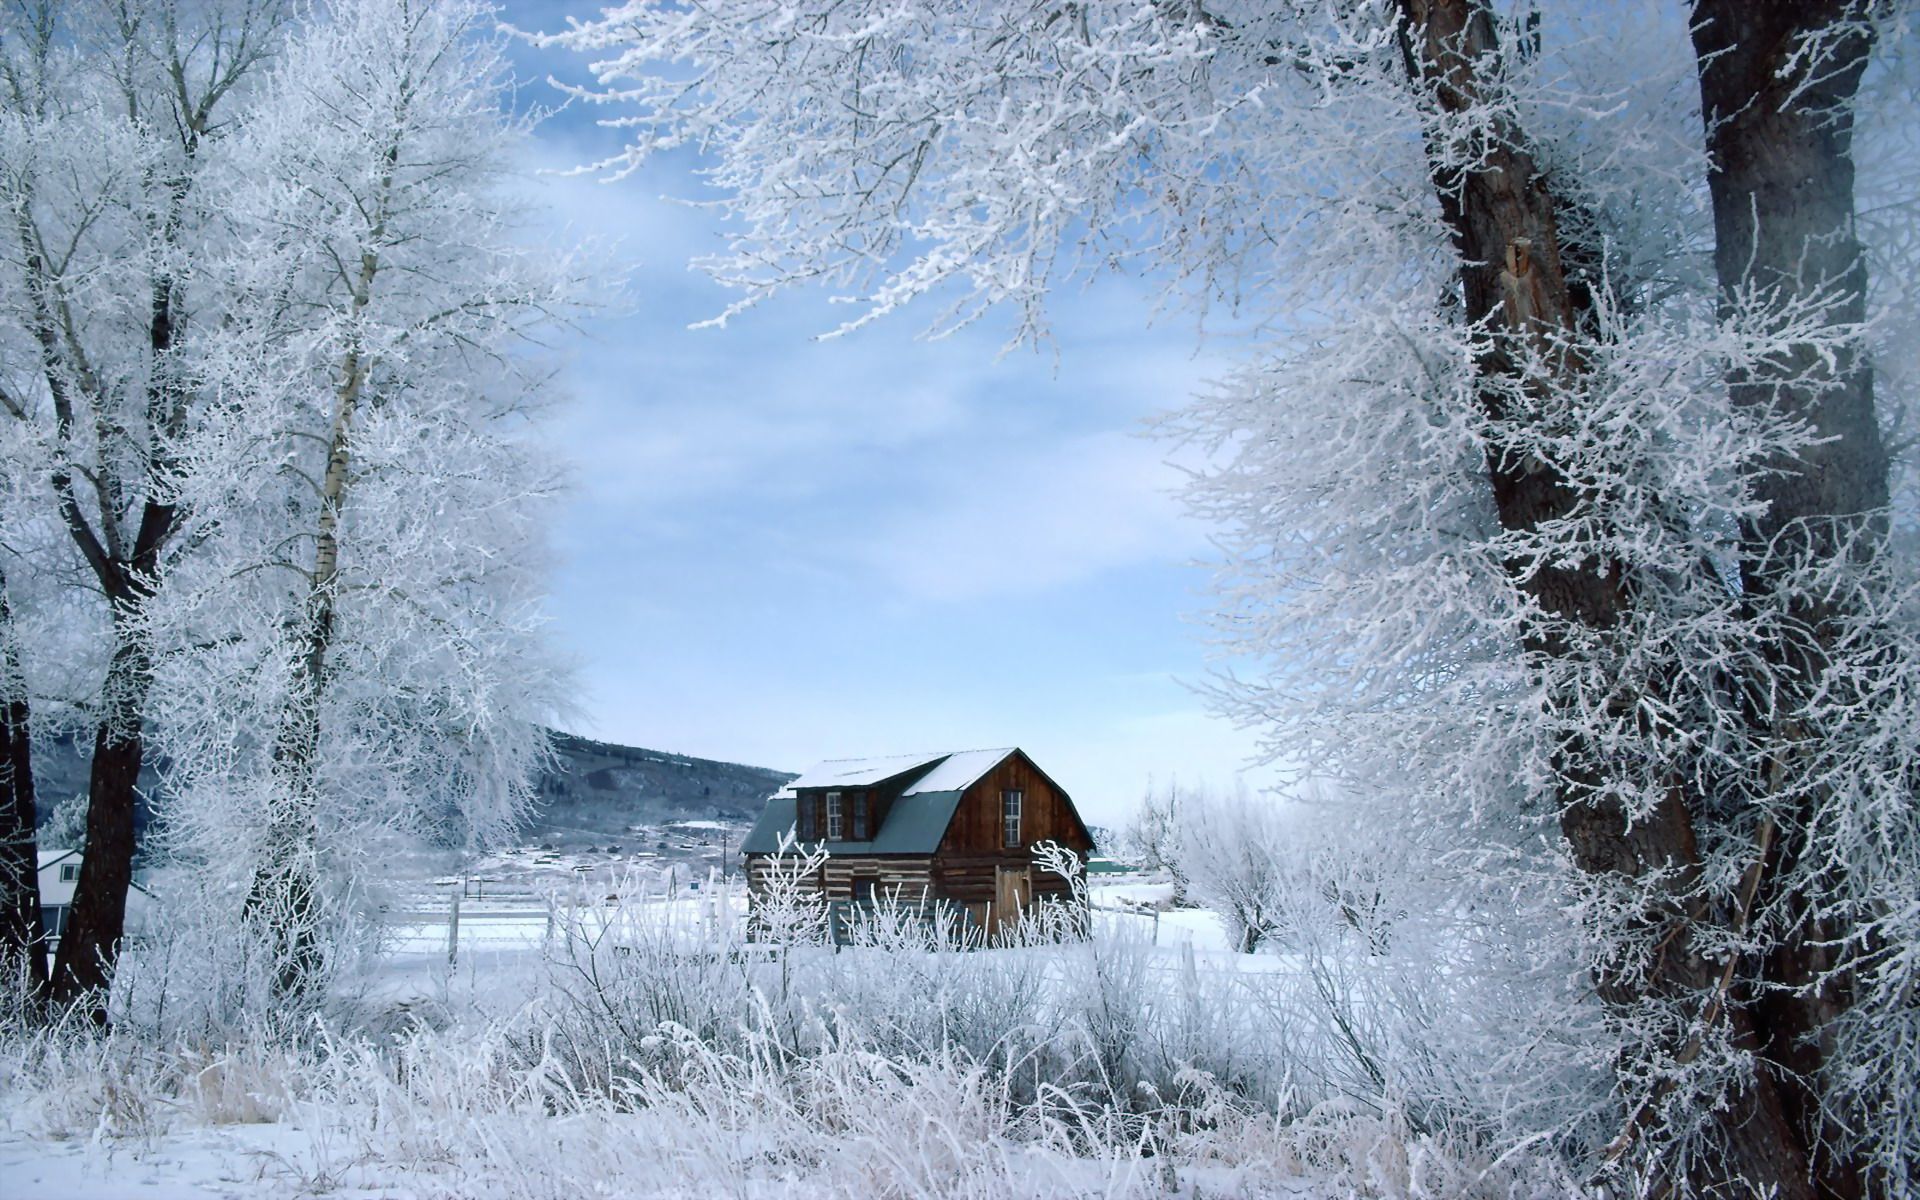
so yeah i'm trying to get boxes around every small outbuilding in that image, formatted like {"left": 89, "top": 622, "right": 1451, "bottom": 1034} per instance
{"left": 740, "top": 747, "right": 1095, "bottom": 938}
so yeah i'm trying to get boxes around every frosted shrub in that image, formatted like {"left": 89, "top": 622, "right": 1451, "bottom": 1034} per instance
{"left": 102, "top": 867, "right": 383, "bottom": 1045}
{"left": 0, "top": 941, "right": 1585, "bottom": 1198}
{"left": 0, "top": 844, "right": 1594, "bottom": 1194}
{"left": 542, "top": 870, "right": 757, "bottom": 1079}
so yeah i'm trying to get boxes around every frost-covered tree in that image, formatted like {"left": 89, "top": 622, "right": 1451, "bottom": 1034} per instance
{"left": 0, "top": 0, "right": 291, "bottom": 1006}
{"left": 541, "top": 2, "right": 1919, "bottom": 1194}
{"left": 1172, "top": 785, "right": 1406, "bottom": 957}
{"left": 2, "top": 0, "right": 576, "bottom": 1007}
{"left": 1166, "top": 782, "right": 1283, "bottom": 952}
{"left": 1120, "top": 778, "right": 1188, "bottom": 904}
{"left": 148, "top": 0, "right": 578, "bottom": 996}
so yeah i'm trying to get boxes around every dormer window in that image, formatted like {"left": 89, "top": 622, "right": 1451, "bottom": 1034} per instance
{"left": 1002, "top": 789, "right": 1022, "bottom": 848}
{"left": 826, "top": 791, "right": 843, "bottom": 839}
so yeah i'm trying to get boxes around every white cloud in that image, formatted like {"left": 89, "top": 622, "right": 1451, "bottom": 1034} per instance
{"left": 847, "top": 430, "right": 1208, "bottom": 602}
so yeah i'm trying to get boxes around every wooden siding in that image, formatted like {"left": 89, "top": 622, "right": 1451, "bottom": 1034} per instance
{"left": 820, "top": 856, "right": 931, "bottom": 904}
{"left": 936, "top": 751, "right": 1091, "bottom": 858}
{"left": 934, "top": 752, "right": 1091, "bottom": 933}
{"left": 746, "top": 853, "right": 932, "bottom": 904}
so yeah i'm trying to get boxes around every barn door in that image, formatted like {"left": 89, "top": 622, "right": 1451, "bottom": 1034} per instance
{"left": 992, "top": 865, "right": 1031, "bottom": 939}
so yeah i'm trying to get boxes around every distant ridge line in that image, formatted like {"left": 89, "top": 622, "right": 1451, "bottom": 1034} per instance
{"left": 546, "top": 729, "right": 796, "bottom": 781}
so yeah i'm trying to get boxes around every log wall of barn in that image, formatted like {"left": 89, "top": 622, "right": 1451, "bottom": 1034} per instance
{"left": 744, "top": 854, "right": 932, "bottom": 903}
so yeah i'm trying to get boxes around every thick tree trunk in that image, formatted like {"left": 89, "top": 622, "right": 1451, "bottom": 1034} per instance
{"left": 1693, "top": 3, "right": 1888, "bottom": 548}
{"left": 5, "top": 0, "right": 280, "bottom": 1016}
{"left": 48, "top": 612, "right": 152, "bottom": 1015}
{"left": 1397, "top": 3, "right": 1818, "bottom": 1195}
{"left": 1691, "top": 5, "right": 1886, "bottom": 1196}
{"left": 12, "top": 101, "right": 180, "bottom": 1015}
{"left": 0, "top": 569, "right": 48, "bottom": 1008}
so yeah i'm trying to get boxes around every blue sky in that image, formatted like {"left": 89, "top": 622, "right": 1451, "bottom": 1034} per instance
{"left": 505, "top": 6, "right": 1270, "bottom": 827}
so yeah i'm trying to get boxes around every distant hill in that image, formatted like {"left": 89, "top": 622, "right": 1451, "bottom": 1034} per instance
{"left": 527, "top": 731, "right": 792, "bottom": 849}
{"left": 32, "top": 727, "right": 792, "bottom": 851}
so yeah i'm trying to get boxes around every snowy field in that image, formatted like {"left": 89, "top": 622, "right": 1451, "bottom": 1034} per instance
{"left": 0, "top": 874, "right": 1573, "bottom": 1199}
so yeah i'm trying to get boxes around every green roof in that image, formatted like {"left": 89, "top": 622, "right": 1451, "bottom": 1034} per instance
{"left": 740, "top": 790, "right": 965, "bottom": 856}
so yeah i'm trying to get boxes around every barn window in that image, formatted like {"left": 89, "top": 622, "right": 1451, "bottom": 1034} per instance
{"left": 826, "top": 791, "right": 843, "bottom": 839}
{"left": 59, "top": 863, "right": 80, "bottom": 883}
{"left": 1002, "top": 789, "right": 1023, "bottom": 848}
{"left": 852, "top": 792, "right": 869, "bottom": 840}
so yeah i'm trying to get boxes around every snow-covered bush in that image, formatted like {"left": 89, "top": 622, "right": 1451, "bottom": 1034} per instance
{"left": 0, "top": 970, "right": 1584, "bottom": 1199}
{"left": 1169, "top": 783, "right": 1293, "bottom": 954}
{"left": 1157, "top": 789, "right": 1614, "bottom": 1157}
{"left": 1120, "top": 781, "right": 1190, "bottom": 905}
{"left": 102, "top": 867, "right": 385, "bottom": 1045}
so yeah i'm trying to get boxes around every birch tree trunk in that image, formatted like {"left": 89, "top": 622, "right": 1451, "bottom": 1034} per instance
{"left": 242, "top": 145, "right": 390, "bottom": 999}
{"left": 242, "top": 325, "right": 367, "bottom": 996}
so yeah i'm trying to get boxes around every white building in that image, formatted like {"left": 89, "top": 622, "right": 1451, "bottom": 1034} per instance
{"left": 36, "top": 848, "right": 153, "bottom": 945}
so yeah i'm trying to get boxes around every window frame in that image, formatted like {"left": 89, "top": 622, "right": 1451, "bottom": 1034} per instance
{"left": 1001, "top": 789, "right": 1023, "bottom": 849}
{"left": 59, "top": 862, "right": 80, "bottom": 883}
{"left": 852, "top": 791, "right": 869, "bottom": 840}
{"left": 826, "top": 791, "right": 843, "bottom": 840}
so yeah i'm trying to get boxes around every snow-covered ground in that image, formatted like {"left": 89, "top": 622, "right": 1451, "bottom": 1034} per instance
{"left": 0, "top": 875, "right": 1566, "bottom": 1199}
{"left": 2, "top": 1123, "right": 394, "bottom": 1200}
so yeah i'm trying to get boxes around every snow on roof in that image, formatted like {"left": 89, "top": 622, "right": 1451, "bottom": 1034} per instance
{"left": 37, "top": 848, "right": 77, "bottom": 869}
{"left": 900, "top": 748, "right": 1015, "bottom": 795}
{"left": 786, "top": 752, "right": 947, "bottom": 790}
{"left": 787, "top": 747, "right": 1019, "bottom": 795}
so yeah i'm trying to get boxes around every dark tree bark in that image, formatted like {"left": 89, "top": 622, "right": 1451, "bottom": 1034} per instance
{"left": 1693, "top": 3, "right": 1888, "bottom": 549}
{"left": 16, "top": 207, "right": 175, "bottom": 1011}
{"left": 47, "top": 611, "right": 154, "bottom": 1012}
{"left": 3, "top": 0, "right": 284, "bottom": 1014}
{"left": 1691, "top": 4, "right": 1888, "bottom": 1196}
{"left": 0, "top": 568, "right": 48, "bottom": 1009}
{"left": 1397, "top": 2, "right": 1821, "bottom": 1195}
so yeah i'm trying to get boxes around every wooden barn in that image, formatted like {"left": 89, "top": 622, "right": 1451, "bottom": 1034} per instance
{"left": 740, "top": 747, "right": 1094, "bottom": 938}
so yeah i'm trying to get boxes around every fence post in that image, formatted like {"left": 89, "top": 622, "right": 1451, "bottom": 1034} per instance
{"left": 706, "top": 866, "right": 720, "bottom": 944}
{"left": 447, "top": 883, "right": 462, "bottom": 967}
